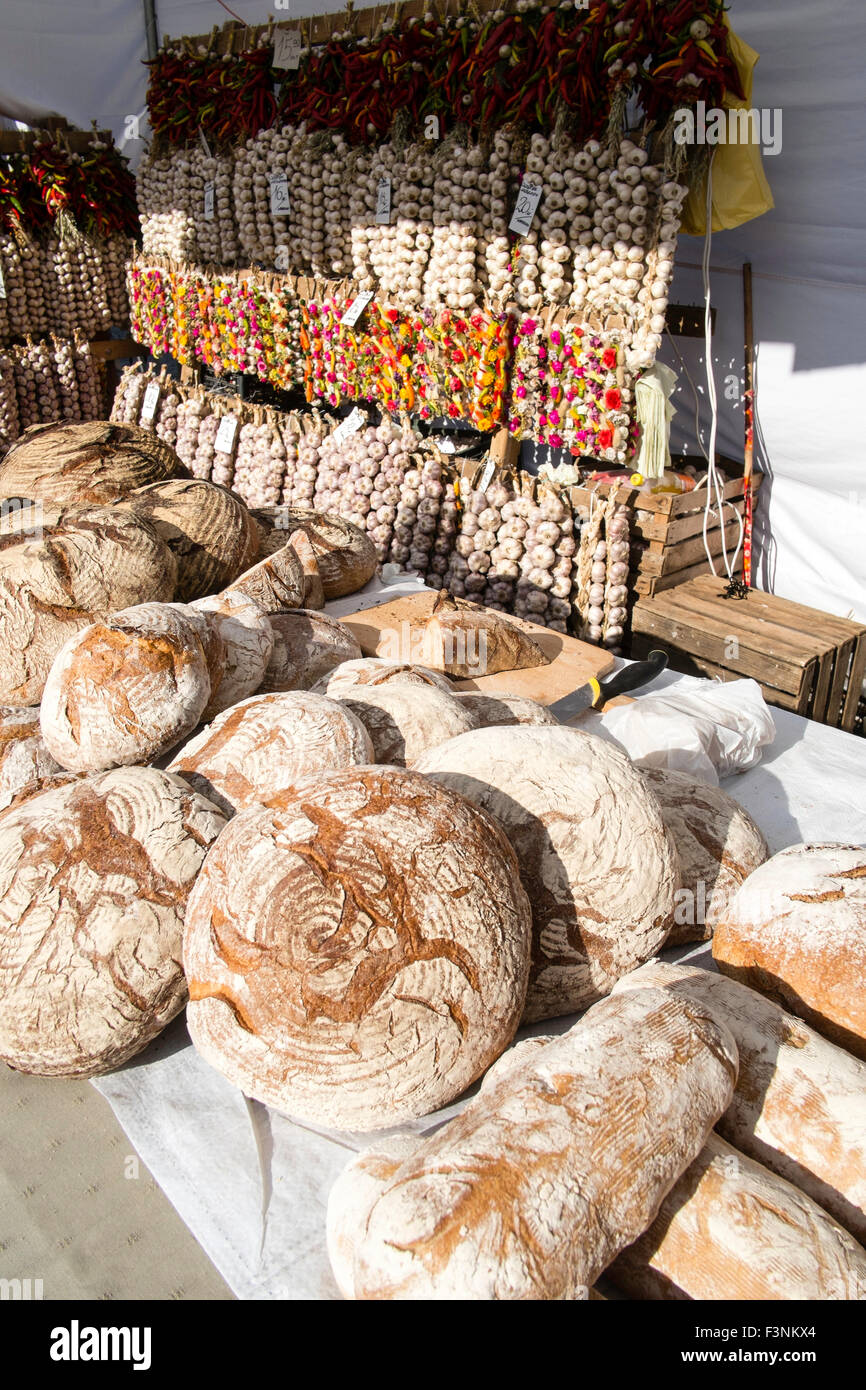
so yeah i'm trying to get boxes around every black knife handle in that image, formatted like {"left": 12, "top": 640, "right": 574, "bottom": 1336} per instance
{"left": 594, "top": 649, "right": 668, "bottom": 706}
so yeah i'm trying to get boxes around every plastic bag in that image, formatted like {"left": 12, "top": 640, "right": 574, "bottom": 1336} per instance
{"left": 601, "top": 678, "right": 776, "bottom": 786}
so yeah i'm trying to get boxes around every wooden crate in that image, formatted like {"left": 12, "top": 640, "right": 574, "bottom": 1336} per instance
{"left": 632, "top": 574, "right": 866, "bottom": 732}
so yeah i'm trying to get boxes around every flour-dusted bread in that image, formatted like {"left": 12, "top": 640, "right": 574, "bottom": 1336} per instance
{"left": 453, "top": 691, "right": 558, "bottom": 728}
{"left": 184, "top": 766, "right": 532, "bottom": 1130}
{"left": 328, "top": 986, "right": 737, "bottom": 1299}
{"left": 341, "top": 684, "right": 478, "bottom": 768}
{"left": 314, "top": 657, "right": 453, "bottom": 697}
{"left": 712, "top": 842, "right": 866, "bottom": 1059}
{"left": 612, "top": 960, "right": 866, "bottom": 1243}
{"left": 398, "top": 590, "right": 549, "bottom": 679}
{"left": 0, "top": 707, "right": 63, "bottom": 808}
{"left": 0, "top": 420, "right": 187, "bottom": 506}
{"left": 641, "top": 766, "right": 769, "bottom": 945}
{"left": 609, "top": 1130, "right": 866, "bottom": 1301}
{"left": 416, "top": 725, "right": 678, "bottom": 1022}
{"left": 327, "top": 1136, "right": 423, "bottom": 1301}
{"left": 169, "top": 691, "right": 374, "bottom": 817}
{"left": 225, "top": 541, "right": 305, "bottom": 614}
{"left": 0, "top": 507, "right": 178, "bottom": 707}
{"left": 260, "top": 611, "right": 362, "bottom": 694}
{"left": 0, "top": 767, "right": 226, "bottom": 1077}
{"left": 118, "top": 477, "right": 259, "bottom": 602}
{"left": 191, "top": 592, "right": 274, "bottom": 720}
{"left": 286, "top": 528, "right": 325, "bottom": 610}
{"left": 259, "top": 508, "right": 377, "bottom": 599}
{"left": 39, "top": 602, "right": 212, "bottom": 773}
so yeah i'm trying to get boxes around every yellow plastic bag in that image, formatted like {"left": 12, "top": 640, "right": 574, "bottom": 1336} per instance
{"left": 679, "top": 20, "right": 775, "bottom": 235}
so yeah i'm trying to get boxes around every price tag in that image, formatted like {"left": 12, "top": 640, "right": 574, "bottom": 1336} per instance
{"left": 508, "top": 176, "right": 543, "bottom": 237}
{"left": 215, "top": 415, "right": 239, "bottom": 454}
{"left": 141, "top": 381, "right": 160, "bottom": 422}
{"left": 478, "top": 457, "right": 497, "bottom": 493}
{"left": 274, "top": 244, "right": 289, "bottom": 271}
{"left": 203, "top": 182, "right": 215, "bottom": 222}
{"left": 375, "top": 177, "right": 392, "bottom": 225}
{"left": 332, "top": 407, "right": 366, "bottom": 446}
{"left": 198, "top": 129, "right": 213, "bottom": 160}
{"left": 269, "top": 172, "right": 291, "bottom": 217}
{"left": 341, "top": 290, "right": 374, "bottom": 330}
{"left": 0, "top": 263, "right": 6, "bottom": 300}
{"left": 273, "top": 28, "right": 303, "bottom": 70}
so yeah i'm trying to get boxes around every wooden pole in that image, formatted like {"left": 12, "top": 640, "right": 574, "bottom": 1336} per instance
{"left": 742, "top": 261, "right": 755, "bottom": 588}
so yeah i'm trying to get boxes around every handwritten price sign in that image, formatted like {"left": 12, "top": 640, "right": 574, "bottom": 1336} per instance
{"left": 508, "top": 177, "right": 543, "bottom": 237}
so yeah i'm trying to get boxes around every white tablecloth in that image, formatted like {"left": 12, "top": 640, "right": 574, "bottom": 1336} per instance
{"left": 93, "top": 580, "right": 866, "bottom": 1300}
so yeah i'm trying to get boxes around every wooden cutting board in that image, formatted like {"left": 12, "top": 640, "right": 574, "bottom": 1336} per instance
{"left": 340, "top": 591, "right": 616, "bottom": 708}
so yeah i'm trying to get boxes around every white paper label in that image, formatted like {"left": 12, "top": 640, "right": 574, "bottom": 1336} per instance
{"left": 273, "top": 28, "right": 303, "bottom": 70}
{"left": 269, "top": 172, "right": 291, "bottom": 217}
{"left": 509, "top": 176, "right": 543, "bottom": 237}
{"left": 0, "top": 264, "right": 6, "bottom": 300}
{"left": 341, "top": 290, "right": 374, "bottom": 330}
{"left": 375, "top": 177, "right": 392, "bottom": 225}
{"left": 332, "top": 407, "right": 366, "bottom": 446}
{"left": 215, "top": 415, "right": 239, "bottom": 453}
{"left": 198, "top": 129, "right": 213, "bottom": 160}
{"left": 437, "top": 439, "right": 456, "bottom": 454}
{"left": 141, "top": 381, "right": 160, "bottom": 422}
{"left": 203, "top": 182, "right": 215, "bottom": 222}
{"left": 478, "top": 457, "right": 497, "bottom": 493}
{"left": 274, "top": 244, "right": 289, "bottom": 271}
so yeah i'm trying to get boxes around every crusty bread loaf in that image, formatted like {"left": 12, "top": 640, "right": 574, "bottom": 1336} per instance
{"left": 260, "top": 611, "right": 362, "bottom": 694}
{"left": 0, "top": 507, "right": 178, "bottom": 707}
{"left": 191, "top": 593, "right": 274, "bottom": 721}
{"left": 169, "top": 691, "right": 374, "bottom": 817}
{"left": 453, "top": 691, "right": 558, "bottom": 728}
{"left": 286, "top": 528, "right": 325, "bottom": 610}
{"left": 39, "top": 602, "right": 212, "bottom": 773}
{"left": 118, "top": 477, "right": 259, "bottom": 602}
{"left": 609, "top": 1130, "right": 866, "bottom": 1301}
{"left": 641, "top": 766, "right": 769, "bottom": 945}
{"left": 416, "top": 725, "right": 678, "bottom": 1022}
{"left": 612, "top": 960, "right": 866, "bottom": 1243}
{"left": 184, "top": 766, "right": 532, "bottom": 1131}
{"left": 314, "top": 658, "right": 453, "bottom": 697}
{"left": 341, "top": 684, "right": 478, "bottom": 768}
{"left": 0, "top": 707, "right": 63, "bottom": 808}
{"left": 225, "top": 541, "right": 305, "bottom": 614}
{"left": 382, "top": 590, "right": 549, "bottom": 679}
{"left": 327, "top": 1136, "right": 423, "bottom": 1300}
{"left": 712, "top": 843, "right": 866, "bottom": 1059}
{"left": 257, "top": 508, "right": 377, "bottom": 599}
{"left": 0, "top": 767, "right": 225, "bottom": 1077}
{"left": 327, "top": 986, "right": 737, "bottom": 1299}
{"left": 0, "top": 420, "right": 187, "bottom": 506}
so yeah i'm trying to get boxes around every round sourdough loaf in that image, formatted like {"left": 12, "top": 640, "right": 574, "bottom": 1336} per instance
{"left": 0, "top": 707, "right": 63, "bottom": 808}
{"left": 340, "top": 684, "right": 478, "bottom": 768}
{"left": 261, "top": 508, "right": 377, "bottom": 598}
{"left": 0, "top": 420, "right": 187, "bottom": 506}
{"left": 0, "top": 507, "right": 178, "bottom": 707}
{"left": 191, "top": 593, "right": 274, "bottom": 720}
{"left": 169, "top": 691, "right": 374, "bottom": 816}
{"left": 314, "top": 658, "right": 453, "bottom": 696}
{"left": 327, "top": 986, "right": 737, "bottom": 1299}
{"left": 453, "top": 692, "right": 558, "bottom": 728}
{"left": 184, "top": 766, "right": 532, "bottom": 1130}
{"left": 260, "top": 611, "right": 362, "bottom": 693}
{"left": 641, "top": 766, "right": 769, "bottom": 945}
{"left": 118, "top": 477, "right": 259, "bottom": 601}
{"left": 712, "top": 842, "right": 866, "bottom": 1060}
{"left": 0, "top": 767, "right": 226, "bottom": 1077}
{"left": 286, "top": 528, "right": 325, "bottom": 610}
{"left": 226, "top": 541, "right": 305, "bottom": 613}
{"left": 39, "top": 602, "right": 212, "bottom": 773}
{"left": 416, "top": 725, "right": 679, "bottom": 1022}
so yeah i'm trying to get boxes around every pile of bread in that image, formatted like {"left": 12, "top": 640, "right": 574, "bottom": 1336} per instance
{"left": 0, "top": 417, "right": 863, "bottom": 1301}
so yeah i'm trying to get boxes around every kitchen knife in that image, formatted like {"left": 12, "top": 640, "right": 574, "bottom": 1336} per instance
{"left": 548, "top": 649, "right": 668, "bottom": 723}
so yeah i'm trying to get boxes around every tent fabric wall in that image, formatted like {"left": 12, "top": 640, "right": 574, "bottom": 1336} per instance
{"left": 0, "top": 0, "right": 862, "bottom": 617}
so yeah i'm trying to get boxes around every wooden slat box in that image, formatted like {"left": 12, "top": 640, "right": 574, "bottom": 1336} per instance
{"left": 632, "top": 574, "right": 866, "bottom": 732}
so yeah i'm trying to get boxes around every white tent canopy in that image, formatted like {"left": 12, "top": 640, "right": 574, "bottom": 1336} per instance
{"left": 2, "top": 0, "right": 863, "bottom": 618}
